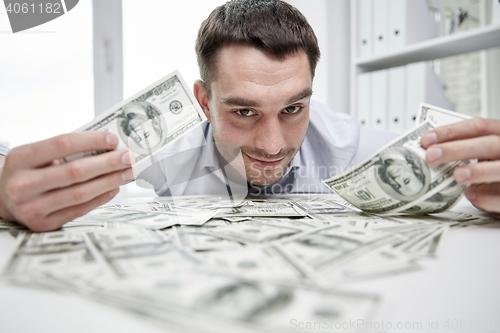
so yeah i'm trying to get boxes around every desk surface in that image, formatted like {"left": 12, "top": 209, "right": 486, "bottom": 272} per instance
{"left": 0, "top": 198, "right": 499, "bottom": 333}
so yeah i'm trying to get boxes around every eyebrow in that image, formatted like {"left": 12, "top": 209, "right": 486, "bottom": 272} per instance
{"left": 221, "top": 88, "right": 313, "bottom": 107}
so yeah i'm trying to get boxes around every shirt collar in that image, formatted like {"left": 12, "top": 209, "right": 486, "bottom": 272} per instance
{"left": 200, "top": 122, "right": 219, "bottom": 170}
{"left": 202, "top": 122, "right": 306, "bottom": 174}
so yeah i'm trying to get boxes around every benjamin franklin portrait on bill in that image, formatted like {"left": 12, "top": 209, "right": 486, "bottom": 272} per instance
{"left": 194, "top": 281, "right": 292, "bottom": 321}
{"left": 376, "top": 147, "right": 431, "bottom": 201}
{"left": 117, "top": 101, "right": 168, "bottom": 155}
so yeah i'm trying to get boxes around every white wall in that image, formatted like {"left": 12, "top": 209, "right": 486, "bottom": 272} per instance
{"left": 0, "top": 1, "right": 94, "bottom": 149}
{"left": 287, "top": 0, "right": 329, "bottom": 108}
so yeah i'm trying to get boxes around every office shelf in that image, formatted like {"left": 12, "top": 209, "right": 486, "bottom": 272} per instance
{"left": 355, "top": 24, "right": 500, "bottom": 73}
{"left": 350, "top": 0, "right": 500, "bottom": 121}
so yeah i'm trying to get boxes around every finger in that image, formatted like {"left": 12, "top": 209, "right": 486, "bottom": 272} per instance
{"left": 36, "top": 167, "right": 134, "bottom": 215}
{"left": 464, "top": 185, "right": 500, "bottom": 214}
{"left": 425, "top": 135, "right": 500, "bottom": 164}
{"left": 8, "top": 132, "right": 119, "bottom": 169}
{"left": 27, "top": 188, "right": 120, "bottom": 232}
{"left": 25, "top": 150, "right": 135, "bottom": 195}
{"left": 3, "top": 150, "right": 134, "bottom": 202}
{"left": 10, "top": 168, "right": 131, "bottom": 226}
{"left": 421, "top": 118, "right": 500, "bottom": 148}
{"left": 454, "top": 161, "right": 500, "bottom": 184}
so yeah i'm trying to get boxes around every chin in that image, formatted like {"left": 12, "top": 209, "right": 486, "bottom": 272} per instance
{"left": 246, "top": 173, "right": 283, "bottom": 186}
{"left": 248, "top": 180, "right": 280, "bottom": 186}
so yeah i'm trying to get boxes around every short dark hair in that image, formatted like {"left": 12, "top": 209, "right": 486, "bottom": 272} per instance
{"left": 195, "top": 0, "right": 321, "bottom": 97}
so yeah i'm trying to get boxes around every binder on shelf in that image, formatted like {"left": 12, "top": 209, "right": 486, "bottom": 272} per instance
{"left": 388, "top": 66, "right": 406, "bottom": 134}
{"left": 359, "top": 0, "right": 373, "bottom": 57}
{"left": 405, "top": 62, "right": 455, "bottom": 131}
{"left": 388, "top": 0, "right": 439, "bottom": 53}
{"left": 372, "top": 0, "right": 390, "bottom": 56}
{"left": 371, "top": 69, "right": 388, "bottom": 131}
{"left": 357, "top": 72, "right": 372, "bottom": 128}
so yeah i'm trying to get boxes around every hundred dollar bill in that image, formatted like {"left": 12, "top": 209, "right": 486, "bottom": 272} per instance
{"left": 173, "top": 226, "right": 244, "bottom": 251}
{"left": 215, "top": 202, "right": 307, "bottom": 218}
{"left": 205, "top": 220, "right": 303, "bottom": 244}
{"left": 322, "top": 121, "right": 469, "bottom": 214}
{"left": 394, "top": 103, "right": 474, "bottom": 214}
{"left": 64, "top": 70, "right": 206, "bottom": 170}
{"left": 89, "top": 270, "right": 379, "bottom": 333}
{"left": 84, "top": 227, "right": 200, "bottom": 279}
{"left": 394, "top": 178, "right": 466, "bottom": 214}
{"left": 2, "top": 231, "right": 95, "bottom": 275}
{"left": 81, "top": 205, "right": 217, "bottom": 230}
{"left": 417, "top": 102, "right": 472, "bottom": 127}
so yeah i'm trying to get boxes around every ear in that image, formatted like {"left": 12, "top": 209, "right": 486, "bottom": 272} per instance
{"left": 194, "top": 80, "right": 211, "bottom": 122}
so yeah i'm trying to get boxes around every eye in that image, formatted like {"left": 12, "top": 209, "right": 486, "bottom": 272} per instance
{"left": 283, "top": 106, "right": 302, "bottom": 114}
{"left": 236, "top": 109, "right": 255, "bottom": 117}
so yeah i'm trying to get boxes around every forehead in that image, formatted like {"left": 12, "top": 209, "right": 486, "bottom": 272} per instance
{"left": 212, "top": 44, "right": 311, "bottom": 99}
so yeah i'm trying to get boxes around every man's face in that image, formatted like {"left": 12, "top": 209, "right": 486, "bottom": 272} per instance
{"left": 198, "top": 45, "right": 312, "bottom": 186}
{"left": 386, "top": 161, "right": 423, "bottom": 197}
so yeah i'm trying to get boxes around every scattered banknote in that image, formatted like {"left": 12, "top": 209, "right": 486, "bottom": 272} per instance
{"left": 79, "top": 204, "right": 217, "bottom": 230}
{"left": 0, "top": 218, "right": 28, "bottom": 231}
{"left": 85, "top": 270, "right": 381, "bottom": 333}
{"left": 1, "top": 194, "right": 498, "bottom": 333}
{"left": 173, "top": 226, "right": 245, "bottom": 251}
{"left": 3, "top": 231, "right": 95, "bottom": 276}
{"left": 417, "top": 102, "right": 472, "bottom": 127}
{"left": 323, "top": 104, "right": 473, "bottom": 215}
{"left": 215, "top": 202, "right": 307, "bottom": 218}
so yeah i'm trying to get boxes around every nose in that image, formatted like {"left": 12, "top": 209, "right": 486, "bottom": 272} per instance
{"left": 254, "top": 116, "right": 286, "bottom": 155}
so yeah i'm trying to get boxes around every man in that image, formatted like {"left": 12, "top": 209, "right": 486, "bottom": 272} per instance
{"left": 0, "top": 0, "right": 499, "bottom": 232}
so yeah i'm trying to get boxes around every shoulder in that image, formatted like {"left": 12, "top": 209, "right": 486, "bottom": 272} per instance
{"left": 309, "top": 100, "right": 356, "bottom": 126}
{"left": 308, "top": 100, "right": 360, "bottom": 145}
{"left": 305, "top": 101, "right": 360, "bottom": 165}
{"left": 304, "top": 101, "right": 397, "bottom": 170}
{"left": 301, "top": 101, "right": 359, "bottom": 168}
{"left": 350, "top": 126, "right": 399, "bottom": 166}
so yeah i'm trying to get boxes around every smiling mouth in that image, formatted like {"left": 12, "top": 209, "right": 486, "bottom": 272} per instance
{"left": 245, "top": 153, "right": 285, "bottom": 168}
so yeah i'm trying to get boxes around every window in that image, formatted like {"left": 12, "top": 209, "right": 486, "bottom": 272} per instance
{"left": 0, "top": 1, "right": 94, "bottom": 149}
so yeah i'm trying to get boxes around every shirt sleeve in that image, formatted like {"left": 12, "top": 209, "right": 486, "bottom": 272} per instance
{"left": 349, "top": 127, "right": 398, "bottom": 166}
{"left": 0, "top": 145, "right": 9, "bottom": 156}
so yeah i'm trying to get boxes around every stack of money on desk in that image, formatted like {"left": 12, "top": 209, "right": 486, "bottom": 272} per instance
{"left": 1, "top": 194, "right": 495, "bottom": 332}
{"left": 1, "top": 72, "right": 497, "bottom": 332}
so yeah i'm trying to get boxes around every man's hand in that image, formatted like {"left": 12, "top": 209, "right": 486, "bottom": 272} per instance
{"left": 0, "top": 132, "right": 135, "bottom": 231}
{"left": 421, "top": 118, "right": 500, "bottom": 213}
